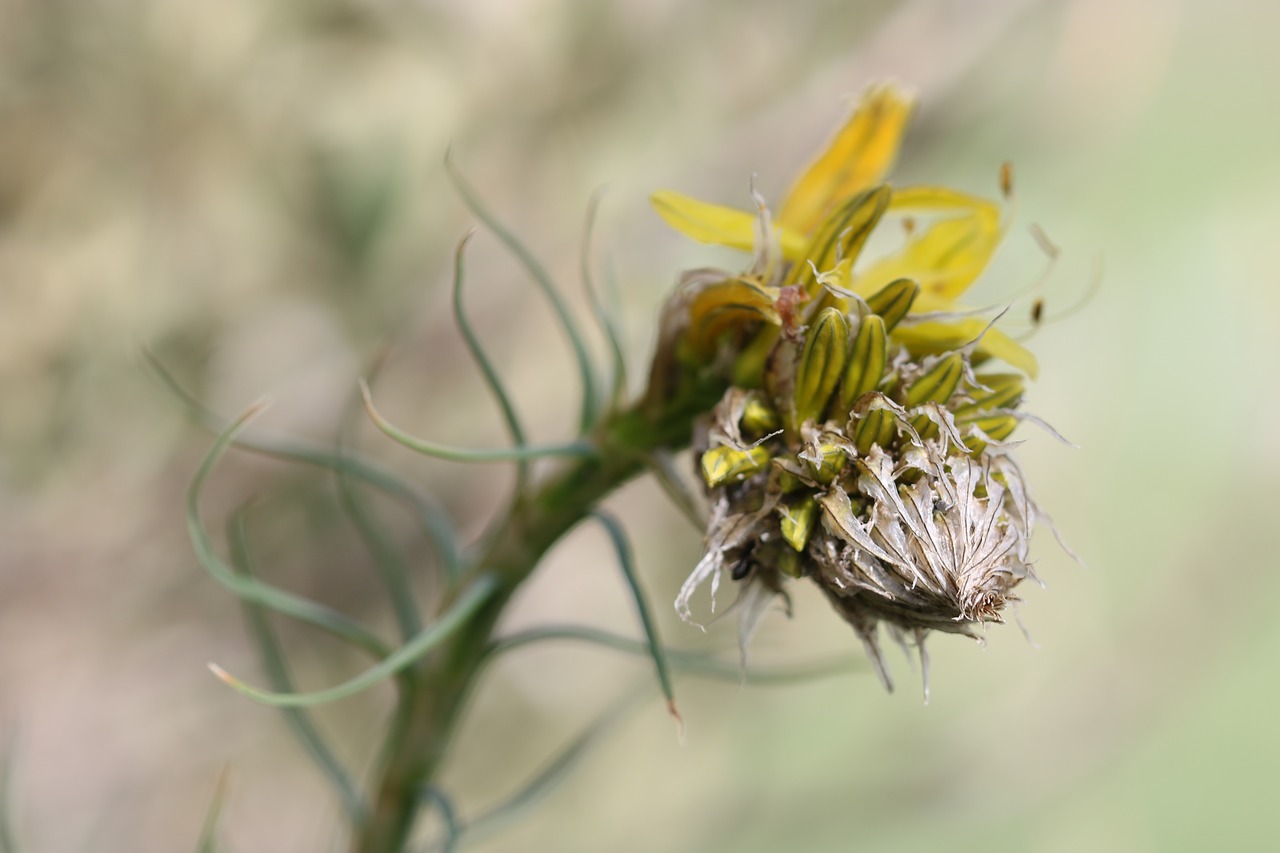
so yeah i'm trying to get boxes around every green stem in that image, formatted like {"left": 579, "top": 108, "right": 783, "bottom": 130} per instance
{"left": 351, "top": 388, "right": 715, "bottom": 853}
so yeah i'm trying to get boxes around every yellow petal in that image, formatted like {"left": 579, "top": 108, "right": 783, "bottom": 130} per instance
{"left": 854, "top": 207, "right": 1002, "bottom": 304}
{"left": 686, "top": 277, "right": 780, "bottom": 353}
{"left": 891, "top": 318, "right": 1039, "bottom": 379}
{"left": 651, "top": 190, "right": 806, "bottom": 257}
{"left": 890, "top": 186, "right": 1001, "bottom": 215}
{"left": 777, "top": 83, "right": 915, "bottom": 235}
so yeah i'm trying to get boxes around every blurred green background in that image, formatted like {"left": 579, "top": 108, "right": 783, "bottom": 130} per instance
{"left": 2, "top": 0, "right": 1277, "bottom": 850}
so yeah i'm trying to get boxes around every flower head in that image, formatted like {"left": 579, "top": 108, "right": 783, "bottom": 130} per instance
{"left": 652, "top": 83, "right": 1062, "bottom": 694}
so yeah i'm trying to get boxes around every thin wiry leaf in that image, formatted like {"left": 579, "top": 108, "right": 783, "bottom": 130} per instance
{"left": 419, "top": 688, "right": 649, "bottom": 852}
{"left": 451, "top": 229, "right": 531, "bottom": 491}
{"left": 335, "top": 473, "right": 421, "bottom": 640}
{"left": 590, "top": 511, "right": 680, "bottom": 723}
{"left": 644, "top": 449, "right": 706, "bottom": 532}
{"left": 361, "top": 380, "right": 595, "bottom": 462}
{"left": 209, "top": 574, "right": 499, "bottom": 708}
{"left": 187, "top": 402, "right": 390, "bottom": 659}
{"left": 421, "top": 788, "right": 460, "bottom": 853}
{"left": 483, "top": 625, "right": 861, "bottom": 686}
{"left": 228, "top": 509, "right": 367, "bottom": 824}
{"left": 336, "top": 363, "right": 423, "bottom": 638}
{"left": 582, "top": 190, "right": 628, "bottom": 409}
{"left": 195, "top": 769, "right": 230, "bottom": 853}
{"left": 144, "top": 351, "right": 461, "bottom": 580}
{"left": 0, "top": 727, "right": 18, "bottom": 853}
{"left": 445, "top": 149, "right": 600, "bottom": 432}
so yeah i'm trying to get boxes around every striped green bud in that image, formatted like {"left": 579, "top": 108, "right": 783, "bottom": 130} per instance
{"left": 865, "top": 277, "right": 919, "bottom": 331}
{"left": 780, "top": 494, "right": 819, "bottom": 553}
{"left": 906, "top": 352, "right": 964, "bottom": 436}
{"left": 954, "top": 373, "right": 1024, "bottom": 421}
{"left": 784, "top": 186, "right": 891, "bottom": 294}
{"left": 805, "top": 443, "right": 846, "bottom": 485}
{"left": 834, "top": 314, "right": 887, "bottom": 414}
{"left": 964, "top": 412, "right": 1018, "bottom": 454}
{"left": 968, "top": 413, "right": 1018, "bottom": 441}
{"left": 793, "top": 307, "right": 849, "bottom": 426}
{"left": 854, "top": 407, "right": 896, "bottom": 455}
{"left": 700, "top": 445, "right": 770, "bottom": 489}
{"left": 906, "top": 353, "right": 964, "bottom": 407}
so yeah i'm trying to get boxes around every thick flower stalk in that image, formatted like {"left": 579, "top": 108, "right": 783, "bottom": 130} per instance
{"left": 651, "top": 84, "right": 1057, "bottom": 692}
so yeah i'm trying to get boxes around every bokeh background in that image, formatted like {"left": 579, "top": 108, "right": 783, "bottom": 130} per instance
{"left": 3, "top": 0, "right": 1277, "bottom": 850}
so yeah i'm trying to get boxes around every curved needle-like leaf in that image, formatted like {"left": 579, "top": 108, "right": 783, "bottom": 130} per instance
{"left": 433, "top": 688, "right": 649, "bottom": 852}
{"left": 187, "top": 403, "right": 390, "bottom": 659}
{"left": 228, "top": 510, "right": 367, "bottom": 823}
{"left": 445, "top": 150, "right": 599, "bottom": 432}
{"left": 196, "top": 768, "right": 230, "bottom": 853}
{"left": 644, "top": 450, "right": 706, "bottom": 532}
{"left": 0, "top": 727, "right": 18, "bottom": 853}
{"left": 486, "top": 625, "right": 862, "bottom": 686}
{"left": 210, "top": 574, "right": 500, "bottom": 707}
{"left": 360, "top": 380, "right": 595, "bottom": 462}
{"left": 582, "top": 191, "right": 628, "bottom": 408}
{"left": 335, "top": 473, "right": 421, "bottom": 639}
{"left": 590, "top": 511, "right": 679, "bottom": 722}
{"left": 337, "top": 357, "right": 425, "bottom": 636}
{"left": 144, "top": 351, "right": 461, "bottom": 580}
{"left": 451, "top": 229, "right": 531, "bottom": 491}
{"left": 422, "top": 788, "right": 460, "bottom": 853}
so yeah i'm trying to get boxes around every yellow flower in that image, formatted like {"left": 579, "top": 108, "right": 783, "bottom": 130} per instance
{"left": 651, "top": 83, "right": 1037, "bottom": 378}
{"left": 654, "top": 84, "right": 1076, "bottom": 695}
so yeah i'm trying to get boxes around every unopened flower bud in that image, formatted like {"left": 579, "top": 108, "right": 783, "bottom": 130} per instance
{"left": 865, "top": 277, "right": 919, "bottom": 331}
{"left": 835, "top": 314, "right": 887, "bottom": 414}
{"left": 906, "top": 352, "right": 965, "bottom": 435}
{"left": 700, "top": 444, "right": 770, "bottom": 488}
{"left": 793, "top": 307, "right": 849, "bottom": 426}
{"left": 785, "top": 187, "right": 891, "bottom": 294}
{"left": 954, "top": 373, "right": 1024, "bottom": 419}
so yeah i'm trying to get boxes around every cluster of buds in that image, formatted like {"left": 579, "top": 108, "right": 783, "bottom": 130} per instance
{"left": 650, "top": 84, "right": 1062, "bottom": 692}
